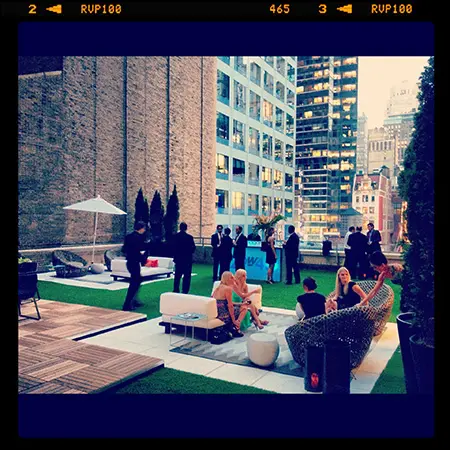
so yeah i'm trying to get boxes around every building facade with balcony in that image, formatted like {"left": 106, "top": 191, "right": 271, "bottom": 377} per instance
{"left": 295, "top": 56, "right": 358, "bottom": 242}
{"left": 215, "top": 56, "right": 296, "bottom": 238}
{"left": 352, "top": 166, "right": 394, "bottom": 251}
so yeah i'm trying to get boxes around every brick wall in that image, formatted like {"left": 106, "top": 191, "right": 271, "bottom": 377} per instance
{"left": 18, "top": 56, "right": 217, "bottom": 251}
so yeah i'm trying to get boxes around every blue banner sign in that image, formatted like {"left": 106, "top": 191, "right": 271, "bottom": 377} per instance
{"left": 230, "top": 246, "right": 281, "bottom": 282}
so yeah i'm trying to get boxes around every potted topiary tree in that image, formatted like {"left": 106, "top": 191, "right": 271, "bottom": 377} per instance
{"left": 163, "top": 185, "right": 180, "bottom": 257}
{"left": 149, "top": 190, "right": 165, "bottom": 256}
{"left": 397, "top": 57, "right": 434, "bottom": 394}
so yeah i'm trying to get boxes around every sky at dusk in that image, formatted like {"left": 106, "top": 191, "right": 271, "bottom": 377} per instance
{"left": 358, "top": 56, "right": 430, "bottom": 129}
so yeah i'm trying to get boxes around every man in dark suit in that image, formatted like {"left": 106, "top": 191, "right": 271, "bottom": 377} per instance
{"left": 233, "top": 226, "right": 248, "bottom": 271}
{"left": 348, "top": 226, "right": 369, "bottom": 279}
{"left": 172, "top": 222, "right": 196, "bottom": 294}
{"left": 283, "top": 225, "right": 301, "bottom": 285}
{"left": 247, "top": 227, "right": 261, "bottom": 241}
{"left": 211, "top": 225, "right": 223, "bottom": 281}
{"left": 122, "top": 221, "right": 148, "bottom": 311}
{"left": 367, "top": 222, "right": 382, "bottom": 255}
{"left": 219, "top": 227, "right": 234, "bottom": 276}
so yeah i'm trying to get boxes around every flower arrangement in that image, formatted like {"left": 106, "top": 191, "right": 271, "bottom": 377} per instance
{"left": 252, "top": 213, "right": 285, "bottom": 237}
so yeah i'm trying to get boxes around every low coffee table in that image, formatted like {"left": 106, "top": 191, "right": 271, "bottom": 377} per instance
{"left": 169, "top": 312, "right": 208, "bottom": 347}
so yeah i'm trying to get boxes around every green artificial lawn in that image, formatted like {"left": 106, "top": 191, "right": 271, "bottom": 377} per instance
{"left": 38, "top": 263, "right": 402, "bottom": 323}
{"left": 37, "top": 263, "right": 405, "bottom": 394}
{"left": 110, "top": 367, "right": 274, "bottom": 394}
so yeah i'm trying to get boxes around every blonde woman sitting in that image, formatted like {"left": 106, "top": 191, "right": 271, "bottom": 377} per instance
{"left": 211, "top": 272, "right": 251, "bottom": 336}
{"left": 325, "top": 266, "right": 386, "bottom": 313}
{"left": 234, "top": 269, "right": 269, "bottom": 330}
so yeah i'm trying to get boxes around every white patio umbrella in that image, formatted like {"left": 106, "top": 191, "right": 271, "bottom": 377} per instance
{"left": 63, "top": 195, "right": 127, "bottom": 264}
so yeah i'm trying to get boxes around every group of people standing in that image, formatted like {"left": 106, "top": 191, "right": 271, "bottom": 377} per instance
{"left": 343, "top": 223, "right": 382, "bottom": 280}
{"left": 211, "top": 225, "right": 248, "bottom": 281}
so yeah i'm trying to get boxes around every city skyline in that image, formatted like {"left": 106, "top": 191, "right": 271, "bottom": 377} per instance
{"left": 358, "top": 56, "right": 429, "bottom": 129}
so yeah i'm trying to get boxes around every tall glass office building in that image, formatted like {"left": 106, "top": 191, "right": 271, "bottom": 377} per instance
{"left": 295, "top": 56, "right": 358, "bottom": 242}
{"left": 215, "top": 57, "right": 296, "bottom": 238}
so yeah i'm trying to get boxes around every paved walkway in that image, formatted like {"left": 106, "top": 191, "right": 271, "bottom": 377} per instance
{"left": 83, "top": 306, "right": 400, "bottom": 394}
{"left": 19, "top": 301, "right": 164, "bottom": 393}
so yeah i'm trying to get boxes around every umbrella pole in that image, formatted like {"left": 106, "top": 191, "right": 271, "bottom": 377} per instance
{"left": 92, "top": 211, "right": 98, "bottom": 264}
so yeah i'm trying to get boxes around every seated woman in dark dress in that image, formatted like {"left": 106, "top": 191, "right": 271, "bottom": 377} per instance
{"left": 326, "top": 267, "right": 386, "bottom": 313}
{"left": 296, "top": 277, "right": 326, "bottom": 320}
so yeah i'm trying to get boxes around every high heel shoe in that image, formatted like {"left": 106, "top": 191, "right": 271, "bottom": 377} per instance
{"left": 251, "top": 320, "right": 264, "bottom": 330}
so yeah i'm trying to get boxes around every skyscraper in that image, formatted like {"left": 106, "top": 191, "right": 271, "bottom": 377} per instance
{"left": 357, "top": 113, "right": 369, "bottom": 174}
{"left": 215, "top": 57, "right": 296, "bottom": 239}
{"left": 295, "top": 56, "right": 358, "bottom": 242}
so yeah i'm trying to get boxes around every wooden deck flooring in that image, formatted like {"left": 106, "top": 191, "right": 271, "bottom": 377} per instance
{"left": 18, "top": 300, "right": 164, "bottom": 394}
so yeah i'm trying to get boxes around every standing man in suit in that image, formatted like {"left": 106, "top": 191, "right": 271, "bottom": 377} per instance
{"left": 219, "top": 227, "right": 234, "bottom": 276}
{"left": 283, "top": 225, "right": 301, "bottom": 285}
{"left": 348, "top": 226, "right": 369, "bottom": 279}
{"left": 367, "top": 223, "right": 382, "bottom": 255}
{"left": 344, "top": 226, "right": 356, "bottom": 277}
{"left": 122, "top": 221, "right": 148, "bottom": 311}
{"left": 172, "top": 222, "right": 196, "bottom": 294}
{"left": 233, "top": 226, "right": 248, "bottom": 271}
{"left": 211, "top": 225, "right": 223, "bottom": 282}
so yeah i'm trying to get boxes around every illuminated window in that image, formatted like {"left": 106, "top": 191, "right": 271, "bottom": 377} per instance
{"left": 232, "top": 192, "right": 245, "bottom": 214}
{"left": 273, "top": 170, "right": 283, "bottom": 189}
{"left": 342, "top": 70, "right": 357, "bottom": 78}
{"left": 314, "top": 97, "right": 323, "bottom": 104}
{"left": 343, "top": 57, "right": 357, "bottom": 65}
{"left": 343, "top": 104, "right": 351, "bottom": 111}
{"left": 216, "top": 154, "right": 229, "bottom": 180}
{"left": 314, "top": 83, "right": 323, "bottom": 91}
{"left": 369, "top": 207, "right": 375, "bottom": 214}
{"left": 263, "top": 100, "right": 273, "bottom": 127}
{"left": 296, "top": 86, "right": 304, "bottom": 93}
{"left": 262, "top": 167, "right": 272, "bottom": 188}
{"left": 304, "top": 111, "right": 313, "bottom": 119}
{"left": 343, "top": 84, "right": 356, "bottom": 92}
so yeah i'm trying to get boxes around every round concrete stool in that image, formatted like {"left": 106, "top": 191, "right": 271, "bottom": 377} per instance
{"left": 247, "top": 333, "right": 280, "bottom": 367}
{"left": 90, "top": 263, "right": 105, "bottom": 274}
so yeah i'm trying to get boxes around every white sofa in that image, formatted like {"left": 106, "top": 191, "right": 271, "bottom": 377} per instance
{"left": 111, "top": 257, "right": 174, "bottom": 281}
{"left": 212, "top": 281, "right": 263, "bottom": 311}
{"left": 159, "top": 292, "right": 225, "bottom": 334}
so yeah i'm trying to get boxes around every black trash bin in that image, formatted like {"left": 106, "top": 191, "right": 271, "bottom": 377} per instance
{"left": 304, "top": 345, "right": 324, "bottom": 392}
{"left": 323, "top": 339, "right": 350, "bottom": 394}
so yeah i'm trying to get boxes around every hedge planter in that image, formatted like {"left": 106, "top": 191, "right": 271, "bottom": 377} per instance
{"left": 396, "top": 312, "right": 419, "bottom": 394}
{"left": 409, "top": 335, "right": 434, "bottom": 394}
